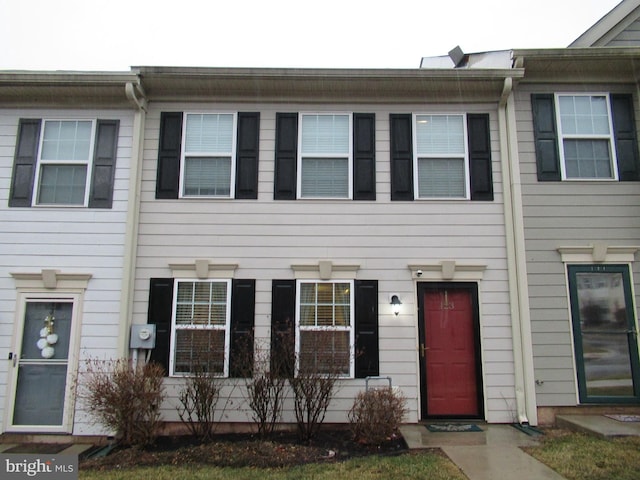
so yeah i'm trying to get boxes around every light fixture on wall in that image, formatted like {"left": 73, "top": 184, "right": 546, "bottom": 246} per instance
{"left": 389, "top": 294, "right": 402, "bottom": 316}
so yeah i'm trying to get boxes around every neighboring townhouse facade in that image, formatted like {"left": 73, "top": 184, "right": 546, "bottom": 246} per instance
{"left": 0, "top": 72, "right": 146, "bottom": 435}
{"left": 131, "top": 65, "right": 535, "bottom": 427}
{"left": 512, "top": 0, "right": 640, "bottom": 423}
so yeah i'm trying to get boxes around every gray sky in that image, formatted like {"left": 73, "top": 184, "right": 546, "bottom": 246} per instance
{"left": 0, "top": 0, "right": 623, "bottom": 71}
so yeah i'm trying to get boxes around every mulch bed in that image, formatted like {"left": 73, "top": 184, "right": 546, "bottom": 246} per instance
{"left": 80, "top": 429, "right": 408, "bottom": 470}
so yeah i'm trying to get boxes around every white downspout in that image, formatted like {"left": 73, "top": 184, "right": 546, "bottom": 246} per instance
{"left": 498, "top": 76, "right": 538, "bottom": 425}
{"left": 118, "top": 80, "right": 147, "bottom": 359}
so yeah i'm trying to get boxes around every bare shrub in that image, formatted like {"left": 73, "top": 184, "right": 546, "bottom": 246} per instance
{"left": 176, "top": 365, "right": 221, "bottom": 442}
{"left": 79, "top": 358, "right": 165, "bottom": 447}
{"left": 348, "top": 387, "right": 407, "bottom": 447}
{"left": 244, "top": 340, "right": 288, "bottom": 438}
{"left": 289, "top": 332, "right": 345, "bottom": 443}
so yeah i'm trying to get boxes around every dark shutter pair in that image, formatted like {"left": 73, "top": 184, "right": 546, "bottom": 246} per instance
{"left": 270, "top": 279, "right": 379, "bottom": 378}
{"left": 9, "top": 119, "right": 120, "bottom": 208}
{"left": 274, "top": 113, "right": 376, "bottom": 200}
{"left": 532, "top": 93, "right": 640, "bottom": 181}
{"left": 390, "top": 113, "right": 493, "bottom": 201}
{"left": 148, "top": 278, "right": 255, "bottom": 377}
{"left": 156, "top": 112, "right": 260, "bottom": 199}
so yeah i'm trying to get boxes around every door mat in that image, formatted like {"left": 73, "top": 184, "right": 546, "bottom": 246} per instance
{"left": 4, "top": 443, "right": 72, "bottom": 454}
{"left": 426, "top": 423, "right": 483, "bottom": 432}
{"left": 605, "top": 414, "right": 640, "bottom": 422}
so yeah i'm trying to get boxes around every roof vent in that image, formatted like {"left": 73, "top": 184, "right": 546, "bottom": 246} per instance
{"left": 448, "top": 46, "right": 465, "bottom": 67}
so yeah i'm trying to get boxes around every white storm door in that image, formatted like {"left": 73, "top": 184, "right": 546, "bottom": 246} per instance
{"left": 9, "top": 300, "right": 74, "bottom": 431}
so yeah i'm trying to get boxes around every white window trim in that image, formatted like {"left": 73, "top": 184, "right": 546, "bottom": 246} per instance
{"left": 179, "top": 112, "right": 237, "bottom": 199}
{"left": 169, "top": 278, "right": 232, "bottom": 377}
{"left": 297, "top": 112, "right": 353, "bottom": 200}
{"left": 554, "top": 93, "right": 619, "bottom": 181}
{"left": 32, "top": 119, "right": 96, "bottom": 207}
{"left": 412, "top": 113, "right": 470, "bottom": 200}
{"left": 295, "top": 279, "right": 355, "bottom": 378}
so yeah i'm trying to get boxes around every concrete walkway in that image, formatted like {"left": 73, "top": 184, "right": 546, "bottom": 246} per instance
{"left": 399, "top": 424, "right": 566, "bottom": 480}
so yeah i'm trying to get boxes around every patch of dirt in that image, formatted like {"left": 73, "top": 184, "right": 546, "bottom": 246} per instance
{"left": 80, "top": 429, "right": 408, "bottom": 470}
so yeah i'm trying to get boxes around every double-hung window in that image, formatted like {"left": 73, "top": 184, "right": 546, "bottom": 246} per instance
{"left": 299, "top": 113, "right": 352, "bottom": 199}
{"left": 531, "top": 93, "right": 640, "bottom": 182}
{"left": 414, "top": 114, "right": 469, "bottom": 199}
{"left": 297, "top": 280, "right": 354, "bottom": 376}
{"left": 556, "top": 94, "right": 617, "bottom": 180}
{"left": 36, "top": 120, "right": 95, "bottom": 205}
{"left": 170, "top": 279, "right": 231, "bottom": 376}
{"left": 181, "top": 113, "right": 236, "bottom": 197}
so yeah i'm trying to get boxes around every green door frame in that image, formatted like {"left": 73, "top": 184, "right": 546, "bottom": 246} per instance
{"left": 568, "top": 264, "right": 640, "bottom": 404}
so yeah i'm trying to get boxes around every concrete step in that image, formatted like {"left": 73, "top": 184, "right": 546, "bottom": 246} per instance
{"left": 556, "top": 414, "right": 640, "bottom": 438}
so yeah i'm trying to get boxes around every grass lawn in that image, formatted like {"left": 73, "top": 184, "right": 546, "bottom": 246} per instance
{"left": 79, "top": 451, "right": 467, "bottom": 480}
{"left": 525, "top": 430, "right": 640, "bottom": 480}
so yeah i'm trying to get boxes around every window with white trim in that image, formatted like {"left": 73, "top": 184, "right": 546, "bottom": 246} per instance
{"left": 170, "top": 279, "right": 231, "bottom": 376}
{"left": 35, "top": 120, "right": 95, "bottom": 205}
{"left": 181, "top": 113, "right": 236, "bottom": 197}
{"left": 298, "top": 113, "right": 352, "bottom": 198}
{"left": 414, "top": 114, "right": 469, "bottom": 199}
{"left": 556, "top": 94, "right": 617, "bottom": 179}
{"left": 296, "top": 280, "right": 354, "bottom": 376}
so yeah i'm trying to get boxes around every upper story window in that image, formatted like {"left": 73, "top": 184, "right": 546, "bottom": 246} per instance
{"left": 532, "top": 93, "right": 640, "bottom": 182}
{"left": 156, "top": 112, "right": 260, "bottom": 200}
{"left": 390, "top": 113, "right": 493, "bottom": 201}
{"left": 298, "top": 114, "right": 352, "bottom": 199}
{"left": 36, "top": 120, "right": 95, "bottom": 205}
{"left": 181, "top": 113, "right": 236, "bottom": 197}
{"left": 556, "top": 94, "right": 617, "bottom": 180}
{"left": 274, "top": 113, "right": 376, "bottom": 201}
{"left": 9, "top": 118, "right": 120, "bottom": 208}
{"left": 414, "top": 114, "right": 469, "bottom": 199}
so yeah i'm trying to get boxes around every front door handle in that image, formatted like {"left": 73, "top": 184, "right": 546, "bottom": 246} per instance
{"left": 420, "top": 344, "right": 429, "bottom": 358}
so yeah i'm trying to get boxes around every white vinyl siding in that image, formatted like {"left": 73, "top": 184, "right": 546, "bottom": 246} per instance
{"left": 413, "top": 114, "right": 469, "bottom": 199}
{"left": 0, "top": 108, "right": 134, "bottom": 435}
{"left": 555, "top": 94, "right": 617, "bottom": 180}
{"left": 170, "top": 279, "right": 232, "bottom": 376}
{"left": 35, "top": 120, "right": 95, "bottom": 206}
{"left": 180, "top": 113, "right": 236, "bottom": 197}
{"left": 298, "top": 113, "right": 352, "bottom": 198}
{"left": 297, "top": 280, "right": 354, "bottom": 377}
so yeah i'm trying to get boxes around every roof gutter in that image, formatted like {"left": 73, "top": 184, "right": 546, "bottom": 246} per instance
{"left": 498, "top": 75, "right": 538, "bottom": 425}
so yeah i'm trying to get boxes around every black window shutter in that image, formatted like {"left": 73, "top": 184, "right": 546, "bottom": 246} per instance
{"left": 88, "top": 120, "right": 120, "bottom": 208}
{"left": 468, "top": 114, "right": 494, "bottom": 201}
{"left": 610, "top": 94, "right": 640, "bottom": 181}
{"left": 353, "top": 113, "right": 376, "bottom": 200}
{"left": 531, "top": 94, "right": 561, "bottom": 181}
{"left": 156, "top": 112, "right": 183, "bottom": 199}
{"left": 147, "top": 278, "right": 175, "bottom": 375}
{"left": 235, "top": 112, "right": 260, "bottom": 199}
{"left": 270, "top": 279, "right": 296, "bottom": 376}
{"left": 274, "top": 113, "right": 298, "bottom": 200}
{"left": 229, "top": 279, "right": 256, "bottom": 377}
{"left": 354, "top": 280, "right": 379, "bottom": 378}
{"left": 389, "top": 114, "right": 414, "bottom": 200}
{"left": 9, "top": 119, "right": 41, "bottom": 207}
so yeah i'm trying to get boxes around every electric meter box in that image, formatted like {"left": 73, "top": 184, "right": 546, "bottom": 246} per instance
{"left": 130, "top": 324, "right": 156, "bottom": 349}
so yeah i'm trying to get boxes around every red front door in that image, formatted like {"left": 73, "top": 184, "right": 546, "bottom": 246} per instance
{"left": 421, "top": 285, "right": 482, "bottom": 417}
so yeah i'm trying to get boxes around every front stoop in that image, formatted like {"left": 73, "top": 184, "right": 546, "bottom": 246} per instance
{"left": 556, "top": 414, "right": 640, "bottom": 438}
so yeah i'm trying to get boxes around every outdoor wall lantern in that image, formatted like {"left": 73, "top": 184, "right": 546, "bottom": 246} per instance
{"left": 389, "top": 294, "right": 402, "bottom": 316}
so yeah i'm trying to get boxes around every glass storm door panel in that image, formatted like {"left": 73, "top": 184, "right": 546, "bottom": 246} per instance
{"left": 12, "top": 301, "right": 73, "bottom": 426}
{"left": 568, "top": 265, "right": 640, "bottom": 403}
